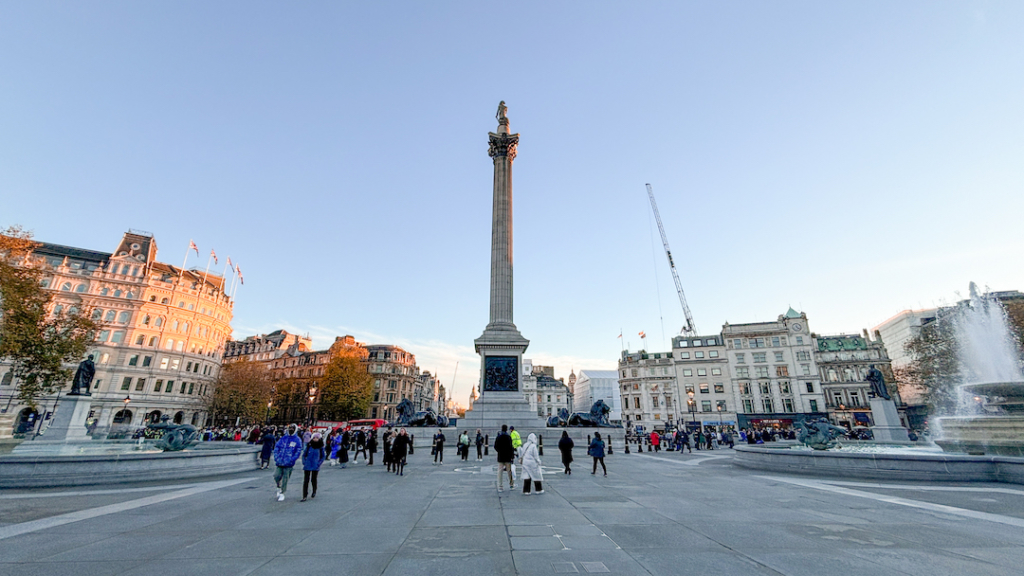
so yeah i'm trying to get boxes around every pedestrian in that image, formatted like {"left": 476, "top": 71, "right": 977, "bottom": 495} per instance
{"left": 354, "top": 429, "right": 367, "bottom": 463}
{"left": 519, "top": 433, "right": 544, "bottom": 494}
{"left": 475, "top": 429, "right": 484, "bottom": 461}
{"left": 259, "top": 426, "right": 276, "bottom": 469}
{"left": 328, "top": 429, "right": 341, "bottom": 466}
{"left": 494, "top": 424, "right": 515, "bottom": 492}
{"left": 247, "top": 426, "right": 261, "bottom": 444}
{"left": 510, "top": 426, "right": 523, "bottom": 456}
{"left": 301, "top": 428, "right": 312, "bottom": 444}
{"left": 558, "top": 430, "right": 574, "bottom": 474}
{"left": 589, "top": 432, "right": 607, "bottom": 476}
{"left": 272, "top": 424, "right": 303, "bottom": 501}
{"left": 651, "top": 430, "right": 661, "bottom": 452}
{"left": 301, "top": 432, "right": 325, "bottom": 502}
{"left": 337, "top": 431, "right": 349, "bottom": 468}
{"left": 367, "top": 430, "right": 378, "bottom": 466}
{"left": 459, "top": 430, "right": 470, "bottom": 461}
{"left": 383, "top": 429, "right": 394, "bottom": 472}
{"left": 392, "top": 428, "right": 411, "bottom": 476}
{"left": 432, "top": 429, "right": 446, "bottom": 465}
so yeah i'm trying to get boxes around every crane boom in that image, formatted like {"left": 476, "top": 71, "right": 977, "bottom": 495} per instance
{"left": 645, "top": 183, "right": 698, "bottom": 336}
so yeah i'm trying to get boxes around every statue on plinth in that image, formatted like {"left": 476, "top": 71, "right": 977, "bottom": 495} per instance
{"left": 496, "top": 100, "right": 508, "bottom": 121}
{"left": 69, "top": 355, "right": 96, "bottom": 396}
{"left": 866, "top": 364, "right": 891, "bottom": 400}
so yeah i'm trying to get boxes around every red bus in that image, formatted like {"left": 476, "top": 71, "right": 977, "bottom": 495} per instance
{"left": 345, "top": 418, "right": 388, "bottom": 432}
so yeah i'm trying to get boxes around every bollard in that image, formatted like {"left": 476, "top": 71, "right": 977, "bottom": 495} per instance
{"left": 538, "top": 434, "right": 544, "bottom": 456}
{"left": 625, "top": 440, "right": 630, "bottom": 454}
{"left": 607, "top": 438, "right": 613, "bottom": 455}
{"left": 409, "top": 434, "right": 414, "bottom": 455}
{"left": 485, "top": 434, "right": 489, "bottom": 456}
{"left": 587, "top": 434, "right": 592, "bottom": 445}
{"left": 647, "top": 440, "right": 652, "bottom": 452}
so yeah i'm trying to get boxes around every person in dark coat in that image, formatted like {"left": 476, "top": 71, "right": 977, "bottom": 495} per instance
{"left": 475, "top": 429, "right": 484, "bottom": 461}
{"left": 558, "top": 431, "right": 574, "bottom": 474}
{"left": 354, "top": 429, "right": 367, "bottom": 463}
{"left": 382, "top": 429, "right": 394, "bottom": 472}
{"left": 588, "top": 432, "right": 607, "bottom": 476}
{"left": 366, "top": 431, "right": 378, "bottom": 466}
{"left": 301, "top": 433, "right": 325, "bottom": 502}
{"left": 432, "top": 429, "right": 446, "bottom": 465}
{"left": 494, "top": 424, "right": 515, "bottom": 492}
{"left": 259, "top": 427, "right": 276, "bottom": 469}
{"left": 391, "top": 428, "right": 411, "bottom": 476}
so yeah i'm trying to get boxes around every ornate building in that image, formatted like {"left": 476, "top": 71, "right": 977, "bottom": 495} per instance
{"left": 814, "top": 331, "right": 900, "bottom": 429}
{"left": 0, "top": 230, "right": 234, "bottom": 438}
{"left": 223, "top": 330, "right": 312, "bottom": 364}
{"left": 365, "top": 344, "right": 420, "bottom": 421}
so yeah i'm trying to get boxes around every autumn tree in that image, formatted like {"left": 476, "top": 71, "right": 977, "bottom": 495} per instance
{"left": 0, "top": 226, "right": 99, "bottom": 409}
{"left": 315, "top": 352, "right": 374, "bottom": 422}
{"left": 208, "top": 359, "right": 275, "bottom": 425}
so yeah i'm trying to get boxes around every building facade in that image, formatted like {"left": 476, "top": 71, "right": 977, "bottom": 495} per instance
{"left": 723, "top": 309, "right": 827, "bottom": 430}
{"left": 673, "top": 334, "right": 736, "bottom": 432}
{"left": 573, "top": 370, "right": 622, "bottom": 422}
{"left": 814, "top": 331, "right": 899, "bottom": 429}
{"left": 223, "top": 330, "right": 312, "bottom": 364}
{"left": 618, "top": 350, "right": 676, "bottom": 432}
{"left": 366, "top": 344, "right": 420, "bottom": 421}
{"left": 0, "top": 231, "right": 234, "bottom": 438}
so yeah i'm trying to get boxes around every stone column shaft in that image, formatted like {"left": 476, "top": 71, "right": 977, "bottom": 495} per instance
{"left": 487, "top": 129, "right": 518, "bottom": 328}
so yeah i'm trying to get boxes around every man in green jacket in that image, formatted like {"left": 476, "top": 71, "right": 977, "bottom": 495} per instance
{"left": 510, "top": 426, "right": 523, "bottom": 456}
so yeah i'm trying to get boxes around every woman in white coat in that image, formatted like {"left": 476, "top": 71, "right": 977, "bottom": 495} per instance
{"left": 519, "top": 433, "right": 544, "bottom": 494}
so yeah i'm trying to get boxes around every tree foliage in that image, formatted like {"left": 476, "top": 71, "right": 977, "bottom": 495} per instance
{"left": 315, "top": 352, "right": 373, "bottom": 422}
{"left": 208, "top": 359, "right": 275, "bottom": 425}
{"left": 0, "top": 226, "right": 99, "bottom": 409}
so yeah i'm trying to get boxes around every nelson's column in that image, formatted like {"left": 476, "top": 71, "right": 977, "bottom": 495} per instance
{"left": 461, "top": 102, "right": 547, "bottom": 437}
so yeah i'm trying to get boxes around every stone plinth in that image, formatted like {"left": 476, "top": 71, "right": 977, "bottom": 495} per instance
{"left": 38, "top": 394, "right": 93, "bottom": 442}
{"left": 870, "top": 398, "right": 911, "bottom": 442}
{"left": 458, "top": 392, "right": 548, "bottom": 440}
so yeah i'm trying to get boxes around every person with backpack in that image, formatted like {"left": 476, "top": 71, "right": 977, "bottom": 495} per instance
{"left": 272, "top": 424, "right": 303, "bottom": 501}
{"left": 588, "top": 432, "right": 607, "bottom": 476}
{"left": 494, "top": 425, "right": 515, "bottom": 492}
{"left": 301, "top": 432, "right": 325, "bottom": 502}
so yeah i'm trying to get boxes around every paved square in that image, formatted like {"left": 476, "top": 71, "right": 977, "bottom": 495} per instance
{"left": 2, "top": 449, "right": 1023, "bottom": 575}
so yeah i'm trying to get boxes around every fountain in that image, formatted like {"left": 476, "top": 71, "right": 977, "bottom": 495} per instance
{"left": 935, "top": 283, "right": 1024, "bottom": 456}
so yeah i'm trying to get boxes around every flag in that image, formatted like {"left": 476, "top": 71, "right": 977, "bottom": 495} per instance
{"left": 226, "top": 256, "right": 233, "bottom": 270}
{"left": 639, "top": 331, "right": 646, "bottom": 338}
{"left": 189, "top": 240, "right": 199, "bottom": 256}
{"left": 617, "top": 331, "right": 622, "bottom": 339}
{"left": 237, "top": 265, "right": 244, "bottom": 285}
{"left": 210, "top": 249, "right": 218, "bottom": 265}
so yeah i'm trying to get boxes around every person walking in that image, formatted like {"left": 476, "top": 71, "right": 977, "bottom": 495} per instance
{"left": 301, "top": 432, "right": 325, "bottom": 502}
{"left": 353, "top": 429, "right": 367, "bottom": 463}
{"left": 651, "top": 430, "right": 661, "bottom": 452}
{"left": 366, "top": 431, "right": 378, "bottom": 465}
{"left": 328, "top": 429, "right": 341, "bottom": 466}
{"left": 382, "top": 429, "right": 394, "bottom": 472}
{"left": 459, "top": 430, "right": 470, "bottom": 461}
{"left": 494, "top": 425, "right": 515, "bottom": 492}
{"left": 475, "top": 429, "right": 484, "bottom": 461}
{"left": 392, "top": 428, "right": 411, "bottom": 476}
{"left": 432, "top": 429, "right": 446, "bottom": 465}
{"left": 337, "top": 431, "right": 349, "bottom": 468}
{"left": 519, "top": 433, "right": 544, "bottom": 494}
{"left": 259, "top": 426, "right": 276, "bottom": 470}
{"left": 510, "top": 426, "right": 523, "bottom": 455}
{"left": 558, "top": 430, "right": 574, "bottom": 474}
{"left": 272, "top": 424, "right": 303, "bottom": 501}
{"left": 589, "top": 432, "right": 607, "bottom": 476}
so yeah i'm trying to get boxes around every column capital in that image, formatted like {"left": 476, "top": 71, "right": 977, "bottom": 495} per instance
{"left": 488, "top": 132, "right": 519, "bottom": 162}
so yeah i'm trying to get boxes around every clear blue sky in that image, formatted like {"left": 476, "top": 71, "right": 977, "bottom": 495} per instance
{"left": 3, "top": 2, "right": 1023, "bottom": 404}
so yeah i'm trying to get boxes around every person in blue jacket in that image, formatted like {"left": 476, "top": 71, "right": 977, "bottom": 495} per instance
{"left": 301, "top": 432, "right": 326, "bottom": 502}
{"left": 273, "top": 424, "right": 303, "bottom": 501}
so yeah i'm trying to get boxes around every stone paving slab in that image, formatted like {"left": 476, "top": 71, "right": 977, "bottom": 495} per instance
{"left": 3, "top": 448, "right": 1024, "bottom": 575}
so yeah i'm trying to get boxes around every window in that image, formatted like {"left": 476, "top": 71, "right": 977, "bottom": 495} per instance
{"left": 160, "top": 357, "right": 169, "bottom": 370}
{"left": 699, "top": 383, "right": 709, "bottom": 394}
{"left": 716, "top": 400, "right": 727, "bottom": 411}
{"left": 164, "top": 380, "right": 174, "bottom": 393}
{"left": 155, "top": 317, "right": 163, "bottom": 327}
{"left": 706, "top": 338, "right": 716, "bottom": 346}
{"left": 114, "top": 289, "right": 122, "bottom": 298}
{"left": 750, "top": 338, "right": 765, "bottom": 348}
{"left": 809, "top": 399, "right": 819, "bottom": 412}
{"left": 783, "top": 398, "right": 794, "bottom": 412}
{"left": 692, "top": 340, "right": 702, "bottom": 347}
{"left": 654, "top": 414, "right": 661, "bottom": 420}
{"left": 154, "top": 379, "right": 163, "bottom": 392}
{"left": 735, "top": 353, "right": 745, "bottom": 363}
{"left": 60, "top": 282, "right": 71, "bottom": 291}
{"left": 743, "top": 399, "right": 754, "bottom": 412}
{"left": 98, "top": 330, "right": 110, "bottom": 342}
{"left": 193, "top": 363, "right": 200, "bottom": 373}
{"left": 683, "top": 369, "right": 693, "bottom": 377}
{"left": 762, "top": 398, "right": 774, "bottom": 412}
{"left": 104, "top": 310, "right": 116, "bottom": 321}
{"left": 753, "top": 353, "right": 766, "bottom": 363}
{"left": 774, "top": 352, "right": 784, "bottom": 362}
{"left": 780, "top": 381, "right": 791, "bottom": 394}
{"left": 806, "top": 382, "right": 814, "bottom": 393}
{"left": 135, "top": 378, "right": 145, "bottom": 392}
{"left": 180, "top": 382, "right": 187, "bottom": 394}
{"left": 695, "top": 352, "right": 705, "bottom": 359}
{"left": 696, "top": 369, "right": 706, "bottom": 377}
{"left": 176, "top": 341, "right": 184, "bottom": 352}
{"left": 801, "top": 364, "right": 811, "bottom": 376}
{"left": 91, "top": 309, "right": 103, "bottom": 320}
{"left": 776, "top": 366, "right": 789, "bottom": 377}
{"left": 733, "top": 339, "right": 742, "bottom": 348}
{"left": 796, "top": 351, "right": 811, "bottom": 361}
{"left": 701, "top": 400, "right": 712, "bottom": 412}
{"left": 796, "top": 336, "right": 804, "bottom": 345}
{"left": 171, "top": 359, "right": 180, "bottom": 370}
{"left": 771, "top": 336, "right": 780, "bottom": 347}
{"left": 711, "top": 368, "right": 722, "bottom": 376}
{"left": 120, "top": 377, "right": 132, "bottom": 391}
{"left": 631, "top": 369, "right": 638, "bottom": 377}
{"left": 754, "top": 366, "right": 769, "bottom": 378}
{"left": 715, "top": 383, "right": 725, "bottom": 393}
{"left": 148, "top": 336, "right": 157, "bottom": 347}
{"left": 128, "top": 355, "right": 139, "bottom": 366}
{"left": 633, "top": 397, "right": 641, "bottom": 409}
{"left": 111, "top": 331, "right": 124, "bottom": 343}
{"left": 709, "top": 350, "right": 719, "bottom": 358}
{"left": 185, "top": 362, "right": 192, "bottom": 372}
{"left": 652, "top": 397, "right": 659, "bottom": 407}
{"left": 850, "top": 392, "right": 860, "bottom": 406}
{"left": 75, "top": 284, "right": 87, "bottom": 293}
{"left": 679, "top": 352, "right": 690, "bottom": 359}
{"left": 736, "top": 367, "right": 749, "bottom": 378}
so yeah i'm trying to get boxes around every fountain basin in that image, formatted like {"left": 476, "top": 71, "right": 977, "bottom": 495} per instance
{"left": 0, "top": 443, "right": 258, "bottom": 488}
{"left": 935, "top": 416, "right": 1024, "bottom": 457}
{"left": 732, "top": 444, "right": 1024, "bottom": 485}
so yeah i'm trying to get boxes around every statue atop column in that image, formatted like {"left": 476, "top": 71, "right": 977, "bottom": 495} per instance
{"left": 496, "top": 101, "right": 508, "bottom": 122}
{"left": 69, "top": 354, "right": 96, "bottom": 396}
{"left": 866, "top": 364, "right": 891, "bottom": 400}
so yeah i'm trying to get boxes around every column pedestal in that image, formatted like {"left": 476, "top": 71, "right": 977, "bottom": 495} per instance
{"left": 870, "top": 398, "right": 911, "bottom": 442}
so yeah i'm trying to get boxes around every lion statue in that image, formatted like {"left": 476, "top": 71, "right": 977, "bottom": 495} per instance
{"left": 395, "top": 398, "right": 416, "bottom": 425}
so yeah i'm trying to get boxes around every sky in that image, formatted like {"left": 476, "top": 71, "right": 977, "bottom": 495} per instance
{"left": 3, "top": 2, "right": 1023, "bottom": 404}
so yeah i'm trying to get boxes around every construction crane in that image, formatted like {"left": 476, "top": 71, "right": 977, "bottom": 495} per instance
{"left": 645, "top": 183, "right": 698, "bottom": 336}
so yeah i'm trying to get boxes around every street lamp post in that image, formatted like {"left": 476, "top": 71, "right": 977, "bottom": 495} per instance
{"left": 717, "top": 404, "right": 723, "bottom": 431}
{"left": 265, "top": 401, "right": 273, "bottom": 425}
{"left": 687, "top": 390, "right": 696, "bottom": 431}
{"left": 307, "top": 386, "right": 318, "bottom": 428}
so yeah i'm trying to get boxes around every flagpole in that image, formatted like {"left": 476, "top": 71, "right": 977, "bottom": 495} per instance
{"left": 180, "top": 241, "right": 192, "bottom": 278}
{"left": 201, "top": 252, "right": 214, "bottom": 292}
{"left": 229, "top": 264, "right": 239, "bottom": 298}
